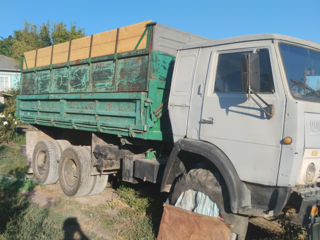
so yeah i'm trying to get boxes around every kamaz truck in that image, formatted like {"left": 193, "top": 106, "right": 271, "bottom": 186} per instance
{"left": 16, "top": 21, "right": 320, "bottom": 239}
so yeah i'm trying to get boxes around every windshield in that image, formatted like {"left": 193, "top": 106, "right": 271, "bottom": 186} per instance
{"left": 279, "top": 43, "right": 320, "bottom": 102}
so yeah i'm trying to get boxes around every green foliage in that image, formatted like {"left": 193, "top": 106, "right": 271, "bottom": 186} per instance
{"left": 51, "top": 23, "right": 84, "bottom": 44}
{"left": 0, "top": 90, "right": 20, "bottom": 143}
{"left": 0, "top": 36, "right": 13, "bottom": 57}
{"left": 1, "top": 21, "right": 85, "bottom": 60}
{"left": 38, "top": 23, "right": 51, "bottom": 47}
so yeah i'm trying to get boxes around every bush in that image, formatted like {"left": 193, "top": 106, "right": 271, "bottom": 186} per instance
{"left": 0, "top": 90, "right": 20, "bottom": 143}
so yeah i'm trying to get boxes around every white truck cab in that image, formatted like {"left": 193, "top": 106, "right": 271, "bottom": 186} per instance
{"left": 164, "top": 34, "right": 320, "bottom": 237}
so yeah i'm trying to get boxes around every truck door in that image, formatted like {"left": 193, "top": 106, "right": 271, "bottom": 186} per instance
{"left": 199, "top": 45, "right": 286, "bottom": 186}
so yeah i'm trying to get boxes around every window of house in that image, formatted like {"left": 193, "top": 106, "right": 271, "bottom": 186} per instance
{"left": 214, "top": 49, "right": 274, "bottom": 93}
{"left": 0, "top": 76, "right": 10, "bottom": 91}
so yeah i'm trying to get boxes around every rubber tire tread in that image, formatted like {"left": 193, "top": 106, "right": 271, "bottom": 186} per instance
{"left": 89, "top": 175, "right": 109, "bottom": 196}
{"left": 169, "top": 168, "right": 248, "bottom": 240}
{"left": 59, "top": 146, "right": 94, "bottom": 197}
{"left": 32, "top": 140, "right": 60, "bottom": 184}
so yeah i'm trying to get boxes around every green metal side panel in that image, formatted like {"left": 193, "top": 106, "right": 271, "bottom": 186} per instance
{"left": 70, "top": 65, "right": 90, "bottom": 92}
{"left": 92, "top": 61, "right": 115, "bottom": 91}
{"left": 117, "top": 55, "right": 148, "bottom": 91}
{"left": 37, "top": 70, "right": 51, "bottom": 93}
{"left": 17, "top": 51, "right": 175, "bottom": 141}
{"left": 52, "top": 68, "right": 69, "bottom": 93}
{"left": 21, "top": 72, "right": 36, "bottom": 94}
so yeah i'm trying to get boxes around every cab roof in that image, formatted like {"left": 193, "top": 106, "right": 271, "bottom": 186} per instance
{"left": 181, "top": 34, "right": 320, "bottom": 51}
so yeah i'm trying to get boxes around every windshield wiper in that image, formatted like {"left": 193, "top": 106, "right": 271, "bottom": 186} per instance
{"left": 290, "top": 79, "right": 320, "bottom": 97}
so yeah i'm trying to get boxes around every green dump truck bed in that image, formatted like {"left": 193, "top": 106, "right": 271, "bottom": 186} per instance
{"left": 16, "top": 21, "right": 207, "bottom": 141}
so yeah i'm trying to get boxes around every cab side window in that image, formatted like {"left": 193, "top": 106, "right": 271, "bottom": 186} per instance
{"left": 214, "top": 49, "right": 274, "bottom": 93}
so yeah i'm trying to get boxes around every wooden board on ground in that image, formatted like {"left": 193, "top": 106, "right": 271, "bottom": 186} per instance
{"left": 157, "top": 204, "right": 231, "bottom": 240}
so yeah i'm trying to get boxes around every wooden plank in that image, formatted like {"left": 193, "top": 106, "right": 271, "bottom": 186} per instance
{"left": 23, "top": 21, "right": 153, "bottom": 68}
{"left": 91, "top": 29, "right": 117, "bottom": 57}
{"left": 157, "top": 205, "right": 231, "bottom": 240}
{"left": 69, "top": 36, "right": 91, "bottom": 62}
{"left": 117, "top": 20, "right": 152, "bottom": 53}
{"left": 36, "top": 46, "right": 52, "bottom": 67}
{"left": 23, "top": 50, "right": 36, "bottom": 69}
{"left": 52, "top": 41, "right": 69, "bottom": 65}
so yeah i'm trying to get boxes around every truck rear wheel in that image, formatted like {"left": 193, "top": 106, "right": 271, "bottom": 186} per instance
{"left": 59, "top": 146, "right": 94, "bottom": 197}
{"left": 169, "top": 168, "right": 248, "bottom": 240}
{"left": 89, "top": 175, "right": 109, "bottom": 196}
{"left": 32, "top": 140, "right": 60, "bottom": 184}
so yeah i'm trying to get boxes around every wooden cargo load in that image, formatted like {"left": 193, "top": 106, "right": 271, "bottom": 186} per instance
{"left": 23, "top": 21, "right": 152, "bottom": 69}
{"left": 17, "top": 21, "right": 208, "bottom": 141}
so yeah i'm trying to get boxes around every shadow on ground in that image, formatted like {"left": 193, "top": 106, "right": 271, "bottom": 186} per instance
{"left": 63, "top": 217, "right": 89, "bottom": 240}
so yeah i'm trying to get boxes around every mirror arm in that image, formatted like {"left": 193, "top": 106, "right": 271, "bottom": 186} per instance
{"left": 250, "top": 90, "right": 274, "bottom": 117}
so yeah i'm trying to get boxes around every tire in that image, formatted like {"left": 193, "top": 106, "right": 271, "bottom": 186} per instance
{"left": 59, "top": 146, "right": 94, "bottom": 197}
{"left": 89, "top": 175, "right": 109, "bottom": 196}
{"left": 56, "top": 140, "right": 71, "bottom": 153}
{"left": 32, "top": 140, "right": 60, "bottom": 184}
{"left": 169, "top": 169, "right": 248, "bottom": 240}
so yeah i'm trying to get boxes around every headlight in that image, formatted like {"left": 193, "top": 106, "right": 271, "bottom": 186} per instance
{"left": 305, "top": 162, "right": 316, "bottom": 183}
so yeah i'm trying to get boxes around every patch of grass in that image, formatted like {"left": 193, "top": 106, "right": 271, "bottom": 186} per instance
{"left": 116, "top": 208, "right": 154, "bottom": 240}
{"left": 2, "top": 204, "right": 62, "bottom": 240}
{"left": 116, "top": 183, "right": 167, "bottom": 239}
{"left": 12, "top": 134, "right": 26, "bottom": 145}
{"left": 117, "top": 184, "right": 150, "bottom": 212}
{"left": 0, "top": 142, "right": 26, "bottom": 175}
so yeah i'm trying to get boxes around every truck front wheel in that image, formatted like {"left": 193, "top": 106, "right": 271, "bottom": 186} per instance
{"left": 169, "top": 168, "right": 248, "bottom": 240}
{"left": 32, "top": 140, "right": 60, "bottom": 184}
{"left": 58, "top": 146, "right": 94, "bottom": 197}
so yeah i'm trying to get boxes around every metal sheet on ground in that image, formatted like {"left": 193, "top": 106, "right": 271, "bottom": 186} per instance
{"left": 157, "top": 204, "right": 230, "bottom": 240}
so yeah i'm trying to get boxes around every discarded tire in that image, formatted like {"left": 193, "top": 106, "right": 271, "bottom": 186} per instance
{"left": 32, "top": 140, "right": 60, "bottom": 184}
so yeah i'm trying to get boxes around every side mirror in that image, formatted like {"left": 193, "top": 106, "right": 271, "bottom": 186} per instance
{"left": 241, "top": 51, "right": 274, "bottom": 118}
{"left": 241, "top": 52, "right": 260, "bottom": 95}
{"left": 249, "top": 52, "right": 260, "bottom": 92}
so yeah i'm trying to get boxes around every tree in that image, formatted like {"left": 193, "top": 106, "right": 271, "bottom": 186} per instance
{"left": 0, "top": 21, "right": 85, "bottom": 60}
{"left": 11, "top": 21, "right": 40, "bottom": 60}
{"left": 39, "top": 23, "right": 51, "bottom": 47}
{"left": 0, "top": 36, "right": 13, "bottom": 57}
{"left": 51, "top": 23, "right": 84, "bottom": 44}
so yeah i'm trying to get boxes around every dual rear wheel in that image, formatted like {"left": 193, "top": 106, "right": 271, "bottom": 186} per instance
{"left": 32, "top": 141, "right": 108, "bottom": 197}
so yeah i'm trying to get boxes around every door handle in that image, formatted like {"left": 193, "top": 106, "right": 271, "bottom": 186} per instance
{"left": 200, "top": 117, "right": 214, "bottom": 124}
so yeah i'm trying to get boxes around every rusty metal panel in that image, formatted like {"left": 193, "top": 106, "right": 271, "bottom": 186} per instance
{"left": 52, "top": 67, "right": 69, "bottom": 93}
{"left": 37, "top": 70, "right": 51, "bottom": 93}
{"left": 70, "top": 65, "right": 90, "bottom": 92}
{"left": 117, "top": 55, "right": 148, "bottom": 91}
{"left": 17, "top": 52, "right": 175, "bottom": 140}
{"left": 92, "top": 61, "right": 115, "bottom": 92}
{"left": 21, "top": 72, "right": 36, "bottom": 94}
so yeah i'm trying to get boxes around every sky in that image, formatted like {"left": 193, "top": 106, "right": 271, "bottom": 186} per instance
{"left": 1, "top": 0, "right": 320, "bottom": 44}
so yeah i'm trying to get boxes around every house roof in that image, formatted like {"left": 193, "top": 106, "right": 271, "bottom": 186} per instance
{"left": 0, "top": 55, "right": 20, "bottom": 71}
